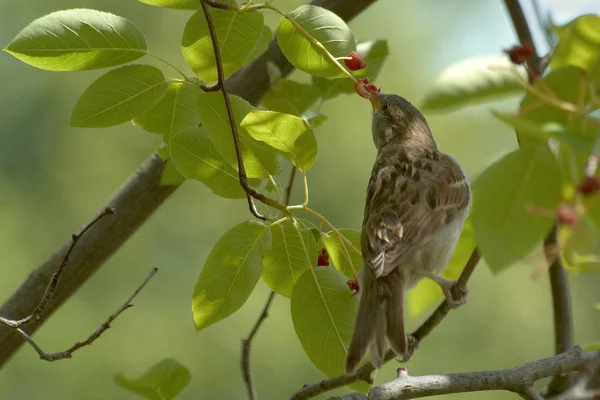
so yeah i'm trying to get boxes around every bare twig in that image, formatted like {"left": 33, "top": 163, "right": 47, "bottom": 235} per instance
{"left": 290, "top": 248, "right": 481, "bottom": 400}
{"left": 503, "top": 0, "right": 542, "bottom": 76}
{"left": 549, "top": 351, "right": 600, "bottom": 400}
{"left": 241, "top": 168, "right": 297, "bottom": 399}
{"left": 2, "top": 268, "right": 157, "bottom": 361}
{"left": 0, "top": 0, "right": 379, "bottom": 368}
{"left": 335, "top": 347, "right": 594, "bottom": 400}
{"left": 0, "top": 207, "right": 116, "bottom": 330}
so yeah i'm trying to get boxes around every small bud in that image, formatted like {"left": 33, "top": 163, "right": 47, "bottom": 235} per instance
{"left": 577, "top": 176, "right": 600, "bottom": 196}
{"left": 346, "top": 278, "right": 360, "bottom": 296}
{"left": 557, "top": 204, "right": 579, "bottom": 227}
{"left": 317, "top": 248, "right": 329, "bottom": 266}
{"left": 503, "top": 44, "right": 533, "bottom": 65}
{"left": 344, "top": 51, "right": 366, "bottom": 71}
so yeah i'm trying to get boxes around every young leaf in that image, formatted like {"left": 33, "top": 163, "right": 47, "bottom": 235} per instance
{"left": 408, "top": 218, "right": 475, "bottom": 317}
{"left": 261, "top": 79, "right": 320, "bottom": 116}
{"left": 492, "top": 111, "right": 594, "bottom": 152}
{"left": 313, "top": 39, "right": 389, "bottom": 99}
{"left": 291, "top": 267, "right": 368, "bottom": 393}
{"left": 241, "top": 110, "right": 318, "bottom": 171}
{"left": 114, "top": 358, "right": 191, "bottom": 400}
{"left": 196, "top": 91, "right": 282, "bottom": 178}
{"left": 421, "top": 56, "right": 525, "bottom": 112}
{"left": 552, "top": 15, "right": 600, "bottom": 72}
{"left": 262, "top": 221, "right": 318, "bottom": 298}
{"left": 4, "top": 9, "right": 147, "bottom": 71}
{"left": 170, "top": 127, "right": 248, "bottom": 199}
{"left": 276, "top": 5, "right": 356, "bottom": 78}
{"left": 322, "top": 229, "right": 362, "bottom": 279}
{"left": 472, "top": 146, "right": 561, "bottom": 272}
{"left": 192, "top": 220, "right": 271, "bottom": 331}
{"left": 159, "top": 159, "right": 186, "bottom": 186}
{"left": 182, "top": 9, "right": 271, "bottom": 82}
{"left": 71, "top": 65, "right": 168, "bottom": 128}
{"left": 133, "top": 81, "right": 200, "bottom": 143}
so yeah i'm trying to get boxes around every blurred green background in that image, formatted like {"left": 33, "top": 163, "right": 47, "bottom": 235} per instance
{"left": 1, "top": 0, "right": 599, "bottom": 399}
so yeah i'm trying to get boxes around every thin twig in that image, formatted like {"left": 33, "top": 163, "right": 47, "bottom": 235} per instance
{"left": 289, "top": 248, "right": 481, "bottom": 400}
{"left": 0, "top": 207, "right": 116, "bottom": 329}
{"left": 3, "top": 268, "right": 157, "bottom": 361}
{"left": 199, "top": 0, "right": 288, "bottom": 220}
{"left": 240, "top": 167, "right": 297, "bottom": 399}
{"left": 336, "top": 347, "right": 594, "bottom": 400}
{"left": 503, "top": 0, "right": 542, "bottom": 76}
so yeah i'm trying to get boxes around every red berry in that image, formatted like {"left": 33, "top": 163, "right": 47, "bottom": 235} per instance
{"left": 317, "top": 248, "right": 329, "bottom": 266}
{"left": 557, "top": 204, "right": 579, "bottom": 227}
{"left": 577, "top": 176, "right": 600, "bottom": 196}
{"left": 344, "top": 51, "right": 366, "bottom": 71}
{"left": 365, "top": 84, "right": 380, "bottom": 93}
{"left": 355, "top": 78, "right": 370, "bottom": 99}
{"left": 503, "top": 44, "right": 533, "bottom": 65}
{"left": 346, "top": 278, "right": 360, "bottom": 296}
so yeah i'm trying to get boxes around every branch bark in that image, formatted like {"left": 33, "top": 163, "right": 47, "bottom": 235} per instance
{"left": 334, "top": 347, "right": 594, "bottom": 400}
{"left": 0, "top": 0, "right": 379, "bottom": 368}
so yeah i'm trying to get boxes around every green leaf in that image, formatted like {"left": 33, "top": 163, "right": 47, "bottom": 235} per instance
{"left": 313, "top": 39, "right": 389, "bottom": 99}
{"left": 291, "top": 267, "right": 368, "bottom": 393}
{"left": 170, "top": 127, "right": 248, "bottom": 199}
{"left": 193, "top": 220, "right": 271, "bottom": 331}
{"left": 322, "top": 229, "right": 362, "bottom": 280}
{"left": 261, "top": 79, "right": 320, "bottom": 116}
{"left": 4, "top": 9, "right": 147, "bottom": 71}
{"left": 408, "top": 218, "right": 475, "bottom": 317}
{"left": 277, "top": 5, "right": 356, "bottom": 78}
{"left": 71, "top": 65, "right": 168, "bottom": 128}
{"left": 492, "top": 111, "right": 594, "bottom": 152}
{"left": 262, "top": 221, "right": 318, "bottom": 298}
{"left": 133, "top": 81, "right": 200, "bottom": 143}
{"left": 472, "top": 146, "right": 561, "bottom": 272}
{"left": 196, "top": 91, "right": 282, "bottom": 178}
{"left": 159, "top": 159, "right": 186, "bottom": 186}
{"left": 138, "top": 0, "right": 237, "bottom": 10}
{"left": 182, "top": 9, "right": 271, "bottom": 82}
{"left": 241, "top": 110, "right": 318, "bottom": 171}
{"left": 114, "top": 358, "right": 190, "bottom": 400}
{"left": 421, "top": 56, "right": 525, "bottom": 112}
{"left": 552, "top": 15, "right": 600, "bottom": 72}
{"left": 561, "top": 213, "right": 600, "bottom": 271}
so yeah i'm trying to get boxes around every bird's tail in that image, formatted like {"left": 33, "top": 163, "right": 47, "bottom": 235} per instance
{"left": 345, "top": 270, "right": 407, "bottom": 375}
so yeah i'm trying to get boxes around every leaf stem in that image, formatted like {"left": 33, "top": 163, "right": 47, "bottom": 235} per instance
{"left": 146, "top": 51, "right": 190, "bottom": 81}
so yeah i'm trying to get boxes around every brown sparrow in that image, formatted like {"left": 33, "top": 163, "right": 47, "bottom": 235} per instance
{"left": 345, "top": 92, "right": 471, "bottom": 374}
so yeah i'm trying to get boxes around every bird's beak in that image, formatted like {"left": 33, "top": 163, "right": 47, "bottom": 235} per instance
{"left": 369, "top": 92, "right": 380, "bottom": 113}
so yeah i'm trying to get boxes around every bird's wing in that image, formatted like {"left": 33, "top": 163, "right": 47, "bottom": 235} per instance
{"left": 361, "top": 149, "right": 470, "bottom": 278}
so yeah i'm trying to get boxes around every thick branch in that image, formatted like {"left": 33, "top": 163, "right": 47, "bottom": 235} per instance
{"left": 335, "top": 347, "right": 593, "bottom": 400}
{"left": 0, "top": 0, "right": 379, "bottom": 369}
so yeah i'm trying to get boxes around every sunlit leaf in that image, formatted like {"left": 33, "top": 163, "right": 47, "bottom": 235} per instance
{"left": 241, "top": 110, "right": 318, "bottom": 171}
{"left": 561, "top": 214, "right": 600, "bottom": 272}
{"left": 133, "top": 81, "right": 200, "bottom": 143}
{"left": 182, "top": 9, "right": 271, "bottom": 82}
{"left": 313, "top": 39, "right": 389, "bottom": 99}
{"left": 114, "top": 358, "right": 190, "bottom": 400}
{"left": 277, "top": 5, "right": 356, "bottom": 78}
{"left": 171, "top": 127, "right": 248, "bottom": 199}
{"left": 4, "top": 9, "right": 147, "bottom": 71}
{"left": 421, "top": 56, "right": 525, "bottom": 112}
{"left": 261, "top": 79, "right": 320, "bottom": 116}
{"left": 196, "top": 91, "right": 282, "bottom": 178}
{"left": 159, "top": 159, "right": 186, "bottom": 186}
{"left": 138, "top": 0, "right": 237, "bottom": 10}
{"left": 552, "top": 14, "right": 600, "bottom": 72}
{"left": 71, "top": 65, "right": 168, "bottom": 128}
{"left": 472, "top": 146, "right": 561, "bottom": 272}
{"left": 192, "top": 220, "right": 271, "bottom": 331}
{"left": 291, "top": 267, "right": 368, "bottom": 392}
{"left": 322, "top": 229, "right": 362, "bottom": 279}
{"left": 408, "top": 218, "right": 475, "bottom": 317}
{"left": 262, "top": 221, "right": 318, "bottom": 298}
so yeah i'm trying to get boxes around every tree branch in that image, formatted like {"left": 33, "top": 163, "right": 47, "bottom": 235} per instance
{"left": 0, "top": 0, "right": 378, "bottom": 370}
{"left": 289, "top": 248, "right": 481, "bottom": 400}
{"left": 334, "top": 347, "right": 594, "bottom": 400}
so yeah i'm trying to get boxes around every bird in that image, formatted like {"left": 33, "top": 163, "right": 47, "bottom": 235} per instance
{"left": 344, "top": 91, "right": 471, "bottom": 375}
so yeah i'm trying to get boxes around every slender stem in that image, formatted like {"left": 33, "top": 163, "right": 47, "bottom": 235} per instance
{"left": 302, "top": 172, "right": 309, "bottom": 207}
{"left": 146, "top": 51, "right": 190, "bottom": 81}
{"left": 285, "top": 168, "right": 297, "bottom": 205}
{"left": 503, "top": 0, "right": 542, "bottom": 75}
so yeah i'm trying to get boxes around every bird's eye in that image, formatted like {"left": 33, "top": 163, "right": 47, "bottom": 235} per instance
{"left": 381, "top": 103, "right": 389, "bottom": 112}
